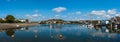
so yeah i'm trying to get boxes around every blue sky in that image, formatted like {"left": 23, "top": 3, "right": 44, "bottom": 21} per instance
{"left": 0, "top": 0, "right": 120, "bottom": 21}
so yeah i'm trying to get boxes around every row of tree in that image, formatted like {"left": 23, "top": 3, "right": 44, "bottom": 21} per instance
{"left": 0, "top": 15, "right": 29, "bottom": 23}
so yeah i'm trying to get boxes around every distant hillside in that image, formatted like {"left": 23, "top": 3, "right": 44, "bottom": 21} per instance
{"left": 39, "top": 19, "right": 66, "bottom": 24}
{"left": 47, "top": 19, "right": 65, "bottom": 22}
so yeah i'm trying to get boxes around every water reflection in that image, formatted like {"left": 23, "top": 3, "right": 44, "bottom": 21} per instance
{"left": 49, "top": 24, "right": 65, "bottom": 40}
{"left": 25, "top": 27, "right": 29, "bottom": 30}
{"left": 4, "top": 27, "right": 30, "bottom": 39}
{"left": 6, "top": 30, "right": 15, "bottom": 38}
{"left": 0, "top": 24, "right": 120, "bottom": 42}
{"left": 49, "top": 24, "right": 63, "bottom": 29}
{"left": 94, "top": 26, "right": 102, "bottom": 31}
{"left": 93, "top": 25, "right": 120, "bottom": 33}
{"left": 33, "top": 29, "right": 39, "bottom": 40}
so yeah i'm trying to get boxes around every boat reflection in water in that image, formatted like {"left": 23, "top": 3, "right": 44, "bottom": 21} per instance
{"left": 0, "top": 24, "right": 120, "bottom": 42}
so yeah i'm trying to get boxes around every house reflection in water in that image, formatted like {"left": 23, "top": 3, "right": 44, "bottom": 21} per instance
{"left": 19, "top": 27, "right": 29, "bottom": 32}
{"left": 49, "top": 24, "right": 63, "bottom": 29}
{"left": 33, "top": 29, "right": 38, "bottom": 40}
{"left": 94, "top": 25, "right": 120, "bottom": 34}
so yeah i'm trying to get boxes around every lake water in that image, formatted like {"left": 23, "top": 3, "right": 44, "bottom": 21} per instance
{"left": 0, "top": 24, "right": 120, "bottom": 42}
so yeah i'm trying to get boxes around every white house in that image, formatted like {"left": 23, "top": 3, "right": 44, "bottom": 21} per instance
{"left": 19, "top": 19, "right": 26, "bottom": 22}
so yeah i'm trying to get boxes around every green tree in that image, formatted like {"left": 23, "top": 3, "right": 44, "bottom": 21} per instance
{"left": 5, "top": 15, "right": 15, "bottom": 23}
{"left": 0, "top": 18, "right": 4, "bottom": 23}
{"left": 25, "top": 19, "right": 29, "bottom": 23}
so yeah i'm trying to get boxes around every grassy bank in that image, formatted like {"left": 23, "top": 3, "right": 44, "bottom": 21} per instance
{"left": 0, "top": 23, "right": 39, "bottom": 29}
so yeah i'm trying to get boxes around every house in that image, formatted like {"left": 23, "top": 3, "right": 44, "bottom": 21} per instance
{"left": 19, "top": 19, "right": 26, "bottom": 22}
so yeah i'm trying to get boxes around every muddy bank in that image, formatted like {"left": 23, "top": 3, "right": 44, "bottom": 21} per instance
{"left": 0, "top": 23, "right": 39, "bottom": 29}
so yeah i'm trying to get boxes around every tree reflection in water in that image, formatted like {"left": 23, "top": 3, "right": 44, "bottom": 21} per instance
{"left": 5, "top": 27, "right": 29, "bottom": 39}
{"left": 6, "top": 29, "right": 15, "bottom": 40}
{"left": 25, "top": 27, "right": 29, "bottom": 32}
{"left": 25, "top": 27, "right": 29, "bottom": 30}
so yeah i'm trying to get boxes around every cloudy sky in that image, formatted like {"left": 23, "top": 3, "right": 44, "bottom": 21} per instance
{"left": 0, "top": 0, "right": 120, "bottom": 21}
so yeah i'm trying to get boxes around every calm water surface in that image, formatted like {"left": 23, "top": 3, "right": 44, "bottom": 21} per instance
{"left": 0, "top": 24, "right": 120, "bottom": 42}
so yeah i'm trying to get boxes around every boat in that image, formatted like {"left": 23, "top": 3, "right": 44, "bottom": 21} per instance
{"left": 88, "top": 24, "right": 94, "bottom": 28}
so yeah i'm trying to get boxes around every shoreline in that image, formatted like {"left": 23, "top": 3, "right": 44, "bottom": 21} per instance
{"left": 0, "top": 23, "right": 39, "bottom": 29}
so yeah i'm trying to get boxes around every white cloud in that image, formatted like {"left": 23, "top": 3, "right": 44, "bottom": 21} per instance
{"left": 26, "top": 14, "right": 41, "bottom": 18}
{"left": 97, "top": 17, "right": 100, "bottom": 19}
{"left": 52, "top": 7, "right": 67, "bottom": 13}
{"left": 105, "top": 15, "right": 111, "bottom": 18}
{"left": 26, "top": 14, "right": 33, "bottom": 18}
{"left": 67, "top": 11, "right": 81, "bottom": 15}
{"left": 32, "top": 14, "right": 41, "bottom": 17}
{"left": 53, "top": 15, "right": 60, "bottom": 18}
{"left": 76, "top": 11, "right": 81, "bottom": 14}
{"left": 107, "top": 9, "right": 116, "bottom": 14}
{"left": 91, "top": 10, "right": 106, "bottom": 15}
{"left": 61, "top": 15, "right": 67, "bottom": 18}
{"left": 115, "top": 14, "right": 120, "bottom": 16}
